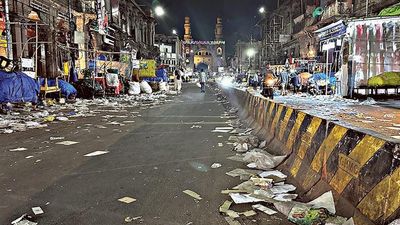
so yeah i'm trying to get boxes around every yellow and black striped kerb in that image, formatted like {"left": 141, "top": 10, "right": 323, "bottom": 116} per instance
{"left": 230, "top": 90, "right": 400, "bottom": 225}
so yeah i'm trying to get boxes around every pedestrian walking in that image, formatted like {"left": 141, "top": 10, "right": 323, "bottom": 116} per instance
{"left": 174, "top": 68, "right": 183, "bottom": 93}
{"left": 252, "top": 73, "right": 259, "bottom": 91}
{"left": 280, "top": 69, "right": 289, "bottom": 96}
{"left": 292, "top": 71, "right": 301, "bottom": 93}
{"left": 199, "top": 69, "right": 207, "bottom": 93}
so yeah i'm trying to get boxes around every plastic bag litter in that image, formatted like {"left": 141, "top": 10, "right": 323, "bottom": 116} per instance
{"left": 129, "top": 82, "right": 141, "bottom": 95}
{"left": 196, "top": 83, "right": 201, "bottom": 88}
{"left": 243, "top": 151, "right": 286, "bottom": 170}
{"left": 159, "top": 82, "right": 168, "bottom": 92}
{"left": 140, "top": 81, "right": 152, "bottom": 94}
{"left": 234, "top": 143, "right": 249, "bottom": 153}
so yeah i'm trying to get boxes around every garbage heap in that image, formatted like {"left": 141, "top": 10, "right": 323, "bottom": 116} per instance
{"left": 214, "top": 87, "right": 355, "bottom": 225}
{"left": 0, "top": 92, "right": 172, "bottom": 135}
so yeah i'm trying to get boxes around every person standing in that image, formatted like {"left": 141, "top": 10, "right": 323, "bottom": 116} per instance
{"left": 280, "top": 69, "right": 289, "bottom": 96}
{"left": 252, "top": 73, "right": 259, "bottom": 91}
{"left": 199, "top": 69, "right": 207, "bottom": 93}
{"left": 174, "top": 68, "right": 183, "bottom": 93}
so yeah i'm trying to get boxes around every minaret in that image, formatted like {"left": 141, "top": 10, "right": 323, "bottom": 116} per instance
{"left": 184, "top": 16, "right": 192, "bottom": 41}
{"left": 215, "top": 17, "right": 223, "bottom": 41}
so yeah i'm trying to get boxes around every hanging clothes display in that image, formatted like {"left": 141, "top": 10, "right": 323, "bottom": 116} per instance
{"left": 375, "top": 23, "right": 384, "bottom": 75}
{"left": 393, "top": 22, "right": 400, "bottom": 72}
{"left": 383, "top": 22, "right": 394, "bottom": 72}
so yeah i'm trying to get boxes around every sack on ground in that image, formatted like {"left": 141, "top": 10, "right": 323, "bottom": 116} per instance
{"left": 128, "top": 82, "right": 141, "bottom": 95}
{"left": 140, "top": 81, "right": 153, "bottom": 94}
{"left": 159, "top": 82, "right": 168, "bottom": 92}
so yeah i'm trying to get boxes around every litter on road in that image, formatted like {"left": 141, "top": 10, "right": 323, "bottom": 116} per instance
{"left": 11, "top": 214, "right": 37, "bottom": 225}
{"left": 219, "top": 200, "right": 232, "bottom": 213}
{"left": 252, "top": 204, "right": 277, "bottom": 215}
{"left": 9, "top": 147, "right": 27, "bottom": 152}
{"left": 183, "top": 190, "right": 202, "bottom": 200}
{"left": 241, "top": 210, "right": 257, "bottom": 217}
{"left": 211, "top": 163, "right": 222, "bottom": 169}
{"left": 84, "top": 151, "right": 110, "bottom": 157}
{"left": 56, "top": 141, "right": 79, "bottom": 146}
{"left": 118, "top": 197, "right": 137, "bottom": 204}
{"left": 224, "top": 217, "right": 241, "bottom": 225}
{"left": 229, "top": 193, "right": 264, "bottom": 204}
{"left": 31, "top": 206, "right": 44, "bottom": 215}
{"left": 49, "top": 137, "right": 65, "bottom": 141}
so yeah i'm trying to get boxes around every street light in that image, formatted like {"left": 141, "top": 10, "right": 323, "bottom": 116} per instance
{"left": 259, "top": 6, "right": 266, "bottom": 14}
{"left": 172, "top": 29, "right": 177, "bottom": 35}
{"left": 246, "top": 48, "right": 256, "bottom": 58}
{"left": 154, "top": 6, "right": 165, "bottom": 17}
{"left": 246, "top": 48, "right": 256, "bottom": 70}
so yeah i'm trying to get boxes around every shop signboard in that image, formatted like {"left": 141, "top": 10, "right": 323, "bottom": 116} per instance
{"left": 317, "top": 21, "right": 346, "bottom": 41}
{"left": 139, "top": 60, "right": 156, "bottom": 77}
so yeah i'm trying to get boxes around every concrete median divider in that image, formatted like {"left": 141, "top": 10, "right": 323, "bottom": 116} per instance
{"left": 224, "top": 87, "right": 400, "bottom": 225}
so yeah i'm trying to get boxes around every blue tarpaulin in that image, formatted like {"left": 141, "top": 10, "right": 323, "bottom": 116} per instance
{"left": 39, "top": 78, "right": 77, "bottom": 98}
{"left": 143, "top": 68, "right": 169, "bottom": 83}
{"left": 313, "top": 73, "right": 337, "bottom": 85}
{"left": 0, "top": 71, "right": 40, "bottom": 103}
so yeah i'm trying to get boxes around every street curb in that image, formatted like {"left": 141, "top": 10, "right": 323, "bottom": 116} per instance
{"left": 224, "top": 87, "right": 400, "bottom": 225}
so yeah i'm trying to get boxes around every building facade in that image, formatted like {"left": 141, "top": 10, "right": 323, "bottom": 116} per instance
{"left": 155, "top": 33, "right": 183, "bottom": 73}
{"left": 3, "top": 0, "right": 156, "bottom": 78}
{"left": 182, "top": 16, "right": 226, "bottom": 73}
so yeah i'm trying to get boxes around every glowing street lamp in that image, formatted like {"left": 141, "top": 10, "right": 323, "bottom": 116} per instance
{"left": 154, "top": 6, "right": 165, "bottom": 17}
{"left": 172, "top": 29, "right": 177, "bottom": 35}
{"left": 246, "top": 48, "right": 256, "bottom": 58}
{"left": 259, "top": 6, "right": 266, "bottom": 14}
{"left": 246, "top": 48, "right": 256, "bottom": 70}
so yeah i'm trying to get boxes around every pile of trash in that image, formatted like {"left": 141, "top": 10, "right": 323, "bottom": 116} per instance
{"left": 0, "top": 92, "right": 172, "bottom": 134}
{"left": 216, "top": 98, "right": 354, "bottom": 225}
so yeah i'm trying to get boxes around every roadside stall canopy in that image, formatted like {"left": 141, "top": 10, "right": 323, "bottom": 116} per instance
{"left": 0, "top": 71, "right": 40, "bottom": 103}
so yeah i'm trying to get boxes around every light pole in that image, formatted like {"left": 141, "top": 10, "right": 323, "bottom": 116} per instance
{"left": 246, "top": 48, "right": 256, "bottom": 70}
{"left": 172, "top": 29, "right": 177, "bottom": 35}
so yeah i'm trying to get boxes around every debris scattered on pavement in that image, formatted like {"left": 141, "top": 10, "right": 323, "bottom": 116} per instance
{"left": 49, "top": 136, "right": 65, "bottom": 141}
{"left": 84, "top": 151, "right": 109, "bottom": 157}
{"left": 25, "top": 156, "right": 34, "bottom": 159}
{"left": 190, "top": 125, "right": 202, "bottom": 129}
{"left": 31, "top": 206, "right": 44, "bottom": 215}
{"left": 9, "top": 147, "right": 28, "bottom": 152}
{"left": 241, "top": 210, "right": 257, "bottom": 217}
{"left": 229, "top": 193, "right": 264, "bottom": 204}
{"left": 218, "top": 143, "right": 224, "bottom": 147}
{"left": 118, "top": 196, "right": 137, "bottom": 204}
{"left": 124, "top": 216, "right": 142, "bottom": 223}
{"left": 219, "top": 200, "right": 233, "bottom": 213}
{"left": 211, "top": 163, "right": 222, "bottom": 169}
{"left": 11, "top": 214, "right": 37, "bottom": 225}
{"left": 224, "top": 217, "right": 241, "bottom": 225}
{"left": 56, "top": 141, "right": 79, "bottom": 146}
{"left": 252, "top": 204, "right": 277, "bottom": 215}
{"left": 183, "top": 190, "right": 202, "bottom": 200}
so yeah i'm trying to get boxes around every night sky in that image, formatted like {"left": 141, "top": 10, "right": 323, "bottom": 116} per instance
{"left": 136, "top": 0, "right": 277, "bottom": 57}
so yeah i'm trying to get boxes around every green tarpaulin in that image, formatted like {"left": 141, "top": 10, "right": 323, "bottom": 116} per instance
{"left": 313, "top": 7, "right": 324, "bottom": 18}
{"left": 379, "top": 5, "right": 400, "bottom": 16}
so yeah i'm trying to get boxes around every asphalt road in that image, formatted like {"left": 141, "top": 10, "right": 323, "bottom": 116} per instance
{"left": 0, "top": 84, "right": 293, "bottom": 225}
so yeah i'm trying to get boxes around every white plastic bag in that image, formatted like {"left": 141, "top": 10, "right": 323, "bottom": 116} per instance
{"left": 159, "top": 82, "right": 167, "bottom": 92}
{"left": 196, "top": 82, "right": 201, "bottom": 88}
{"left": 140, "top": 81, "right": 152, "bottom": 94}
{"left": 128, "top": 82, "right": 141, "bottom": 95}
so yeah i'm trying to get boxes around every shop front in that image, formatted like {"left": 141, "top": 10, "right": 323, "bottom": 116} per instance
{"left": 344, "top": 17, "right": 400, "bottom": 97}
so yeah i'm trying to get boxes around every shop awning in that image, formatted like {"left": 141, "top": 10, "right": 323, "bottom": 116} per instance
{"left": 314, "top": 20, "right": 344, "bottom": 34}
